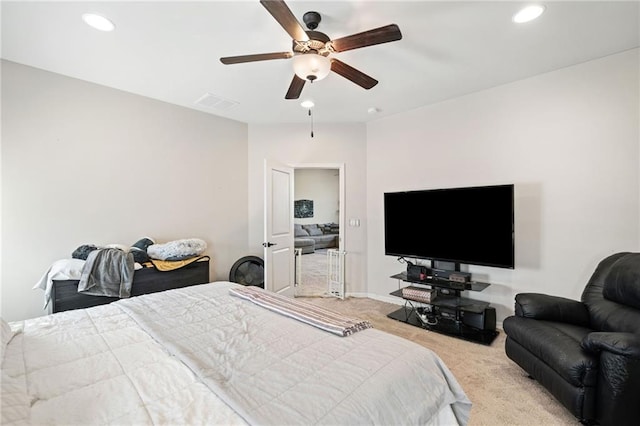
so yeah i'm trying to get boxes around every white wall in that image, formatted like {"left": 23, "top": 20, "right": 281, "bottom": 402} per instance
{"left": 366, "top": 49, "right": 640, "bottom": 322}
{"left": 294, "top": 169, "right": 339, "bottom": 225}
{"left": 4, "top": 49, "right": 638, "bottom": 324}
{"left": 1, "top": 61, "right": 249, "bottom": 321}
{"left": 247, "top": 123, "right": 368, "bottom": 294}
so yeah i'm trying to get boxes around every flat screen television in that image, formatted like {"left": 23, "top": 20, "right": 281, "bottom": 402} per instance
{"left": 384, "top": 184, "right": 514, "bottom": 269}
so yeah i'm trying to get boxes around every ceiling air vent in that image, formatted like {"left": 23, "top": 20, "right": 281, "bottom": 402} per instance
{"left": 194, "top": 93, "right": 239, "bottom": 110}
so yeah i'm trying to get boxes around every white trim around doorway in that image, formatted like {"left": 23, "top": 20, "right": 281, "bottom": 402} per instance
{"left": 289, "top": 163, "right": 345, "bottom": 254}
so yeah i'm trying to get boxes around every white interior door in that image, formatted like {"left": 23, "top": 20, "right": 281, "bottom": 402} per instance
{"left": 264, "top": 160, "right": 295, "bottom": 296}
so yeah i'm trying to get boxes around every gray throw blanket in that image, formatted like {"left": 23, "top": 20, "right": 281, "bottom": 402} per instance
{"left": 78, "top": 248, "right": 134, "bottom": 298}
{"left": 229, "top": 285, "right": 372, "bottom": 336}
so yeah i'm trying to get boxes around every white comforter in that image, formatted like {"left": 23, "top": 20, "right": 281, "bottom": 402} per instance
{"left": 1, "top": 301, "right": 246, "bottom": 425}
{"left": 2, "top": 282, "right": 471, "bottom": 425}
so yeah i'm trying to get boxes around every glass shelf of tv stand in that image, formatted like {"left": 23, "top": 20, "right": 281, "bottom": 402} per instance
{"left": 390, "top": 272, "right": 491, "bottom": 292}
{"left": 389, "top": 288, "right": 490, "bottom": 314}
{"left": 386, "top": 302, "right": 498, "bottom": 345}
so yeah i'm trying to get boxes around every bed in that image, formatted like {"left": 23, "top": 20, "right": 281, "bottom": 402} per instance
{"left": 2, "top": 281, "right": 471, "bottom": 425}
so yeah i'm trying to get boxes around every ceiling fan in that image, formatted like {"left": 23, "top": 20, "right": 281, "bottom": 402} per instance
{"left": 220, "top": 0, "right": 403, "bottom": 100}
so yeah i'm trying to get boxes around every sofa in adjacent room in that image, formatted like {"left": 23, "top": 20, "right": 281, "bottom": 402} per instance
{"left": 294, "top": 223, "right": 339, "bottom": 254}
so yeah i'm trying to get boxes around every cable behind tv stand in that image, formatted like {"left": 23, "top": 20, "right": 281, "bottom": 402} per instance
{"left": 387, "top": 272, "right": 498, "bottom": 345}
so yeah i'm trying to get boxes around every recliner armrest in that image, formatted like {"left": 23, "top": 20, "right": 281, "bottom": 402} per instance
{"left": 581, "top": 332, "right": 640, "bottom": 425}
{"left": 582, "top": 332, "right": 640, "bottom": 359}
{"left": 514, "top": 293, "right": 590, "bottom": 326}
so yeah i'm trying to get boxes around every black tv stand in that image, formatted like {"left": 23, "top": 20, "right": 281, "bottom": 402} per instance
{"left": 387, "top": 272, "right": 499, "bottom": 345}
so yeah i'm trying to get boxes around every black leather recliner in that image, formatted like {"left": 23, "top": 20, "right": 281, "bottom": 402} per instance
{"left": 503, "top": 252, "right": 640, "bottom": 425}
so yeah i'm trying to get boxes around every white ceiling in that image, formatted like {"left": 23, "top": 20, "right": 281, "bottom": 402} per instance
{"left": 2, "top": 1, "right": 639, "bottom": 124}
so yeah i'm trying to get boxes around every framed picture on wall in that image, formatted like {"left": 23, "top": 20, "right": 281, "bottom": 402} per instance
{"left": 294, "top": 199, "right": 314, "bottom": 218}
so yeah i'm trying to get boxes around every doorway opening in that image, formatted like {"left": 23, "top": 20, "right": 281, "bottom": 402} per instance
{"left": 292, "top": 164, "right": 345, "bottom": 297}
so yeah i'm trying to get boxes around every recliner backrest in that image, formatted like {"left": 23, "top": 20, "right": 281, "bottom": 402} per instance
{"left": 603, "top": 253, "right": 640, "bottom": 309}
{"left": 581, "top": 252, "right": 640, "bottom": 333}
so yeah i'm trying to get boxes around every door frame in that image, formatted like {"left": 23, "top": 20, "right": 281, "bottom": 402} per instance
{"left": 289, "top": 163, "right": 345, "bottom": 253}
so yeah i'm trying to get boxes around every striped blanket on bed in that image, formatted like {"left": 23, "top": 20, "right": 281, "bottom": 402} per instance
{"left": 228, "top": 286, "right": 372, "bottom": 336}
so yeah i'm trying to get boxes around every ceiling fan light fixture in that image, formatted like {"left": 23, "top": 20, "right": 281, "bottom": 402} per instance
{"left": 301, "top": 100, "right": 315, "bottom": 108}
{"left": 512, "top": 5, "right": 546, "bottom": 23}
{"left": 82, "top": 13, "right": 115, "bottom": 31}
{"left": 293, "top": 53, "right": 331, "bottom": 82}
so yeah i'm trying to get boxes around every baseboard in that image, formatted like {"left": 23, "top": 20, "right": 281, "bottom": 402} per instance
{"left": 345, "top": 292, "right": 404, "bottom": 306}
{"left": 344, "top": 292, "right": 368, "bottom": 299}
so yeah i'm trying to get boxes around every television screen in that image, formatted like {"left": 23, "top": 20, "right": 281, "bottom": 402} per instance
{"left": 384, "top": 184, "right": 514, "bottom": 269}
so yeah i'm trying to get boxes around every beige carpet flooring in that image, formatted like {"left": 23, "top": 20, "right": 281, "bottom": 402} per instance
{"left": 298, "top": 296, "right": 579, "bottom": 426}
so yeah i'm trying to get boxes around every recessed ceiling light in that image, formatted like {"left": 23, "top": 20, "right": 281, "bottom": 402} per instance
{"left": 301, "top": 100, "right": 314, "bottom": 109}
{"left": 82, "top": 13, "right": 115, "bottom": 31}
{"left": 513, "top": 5, "right": 546, "bottom": 24}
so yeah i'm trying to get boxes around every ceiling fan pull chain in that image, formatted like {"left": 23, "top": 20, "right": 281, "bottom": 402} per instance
{"left": 309, "top": 108, "right": 314, "bottom": 138}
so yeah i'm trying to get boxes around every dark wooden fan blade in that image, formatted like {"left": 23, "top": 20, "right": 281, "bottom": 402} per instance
{"left": 260, "top": 0, "right": 309, "bottom": 42}
{"left": 285, "top": 75, "right": 306, "bottom": 99}
{"left": 330, "top": 24, "right": 402, "bottom": 53}
{"left": 220, "top": 52, "right": 292, "bottom": 65}
{"left": 330, "top": 59, "right": 378, "bottom": 89}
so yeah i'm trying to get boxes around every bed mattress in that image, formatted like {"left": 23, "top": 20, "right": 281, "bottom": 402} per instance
{"left": 2, "top": 281, "right": 471, "bottom": 425}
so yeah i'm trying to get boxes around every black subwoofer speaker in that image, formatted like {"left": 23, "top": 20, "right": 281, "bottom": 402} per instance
{"left": 462, "top": 307, "right": 496, "bottom": 331}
